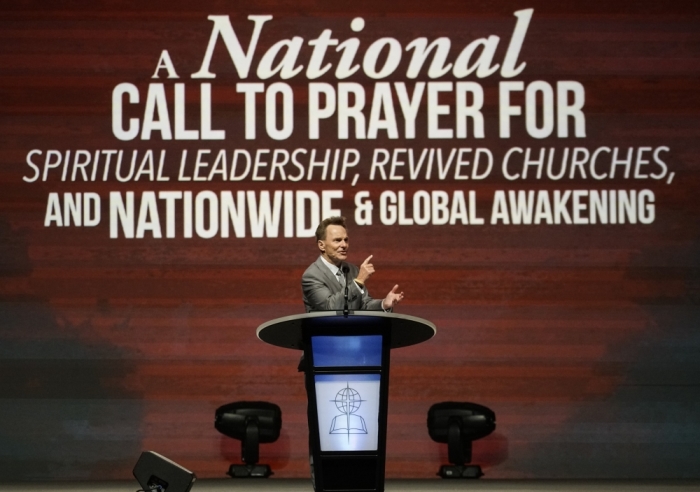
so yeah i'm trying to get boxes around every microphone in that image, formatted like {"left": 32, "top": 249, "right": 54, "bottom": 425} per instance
{"left": 342, "top": 265, "right": 350, "bottom": 316}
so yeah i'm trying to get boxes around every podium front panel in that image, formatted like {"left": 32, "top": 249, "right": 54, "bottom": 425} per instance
{"left": 255, "top": 312, "right": 434, "bottom": 492}
{"left": 303, "top": 316, "right": 392, "bottom": 492}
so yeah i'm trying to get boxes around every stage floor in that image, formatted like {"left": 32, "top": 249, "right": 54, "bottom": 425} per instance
{"left": 2, "top": 479, "right": 700, "bottom": 492}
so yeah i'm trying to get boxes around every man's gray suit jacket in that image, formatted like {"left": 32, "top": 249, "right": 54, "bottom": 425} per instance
{"left": 302, "top": 256, "right": 383, "bottom": 312}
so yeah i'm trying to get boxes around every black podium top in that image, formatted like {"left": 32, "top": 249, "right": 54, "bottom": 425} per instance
{"left": 256, "top": 311, "right": 436, "bottom": 350}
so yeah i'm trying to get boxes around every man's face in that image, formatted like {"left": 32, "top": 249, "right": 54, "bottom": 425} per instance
{"left": 319, "top": 225, "right": 349, "bottom": 266}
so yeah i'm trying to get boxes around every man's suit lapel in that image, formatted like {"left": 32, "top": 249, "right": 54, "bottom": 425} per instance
{"left": 315, "top": 256, "right": 341, "bottom": 293}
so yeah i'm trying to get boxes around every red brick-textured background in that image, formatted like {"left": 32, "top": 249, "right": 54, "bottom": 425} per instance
{"left": 1, "top": 0, "right": 699, "bottom": 480}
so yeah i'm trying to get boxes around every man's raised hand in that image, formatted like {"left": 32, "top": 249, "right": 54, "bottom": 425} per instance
{"left": 356, "top": 254, "right": 375, "bottom": 284}
{"left": 382, "top": 284, "right": 404, "bottom": 311}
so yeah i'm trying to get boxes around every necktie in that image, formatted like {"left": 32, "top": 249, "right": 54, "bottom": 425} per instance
{"left": 336, "top": 269, "right": 344, "bottom": 284}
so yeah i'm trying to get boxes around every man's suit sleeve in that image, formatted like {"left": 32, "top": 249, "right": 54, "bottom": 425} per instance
{"left": 302, "top": 267, "right": 346, "bottom": 311}
{"left": 346, "top": 263, "right": 382, "bottom": 311}
{"left": 301, "top": 260, "right": 384, "bottom": 312}
{"left": 360, "top": 285, "right": 383, "bottom": 310}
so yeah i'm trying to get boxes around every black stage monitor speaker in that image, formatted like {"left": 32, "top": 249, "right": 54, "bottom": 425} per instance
{"left": 214, "top": 401, "right": 282, "bottom": 478}
{"left": 427, "top": 402, "right": 496, "bottom": 479}
{"left": 133, "top": 451, "right": 197, "bottom": 492}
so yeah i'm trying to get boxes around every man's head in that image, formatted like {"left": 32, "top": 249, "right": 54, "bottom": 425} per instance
{"left": 316, "top": 216, "right": 349, "bottom": 266}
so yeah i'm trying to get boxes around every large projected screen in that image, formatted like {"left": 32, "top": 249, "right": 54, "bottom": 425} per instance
{"left": 0, "top": 0, "right": 699, "bottom": 481}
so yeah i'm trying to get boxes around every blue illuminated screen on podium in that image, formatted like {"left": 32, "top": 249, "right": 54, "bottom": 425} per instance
{"left": 311, "top": 335, "right": 383, "bottom": 367}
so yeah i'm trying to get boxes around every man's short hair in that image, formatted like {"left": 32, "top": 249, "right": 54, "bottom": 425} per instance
{"left": 315, "top": 216, "right": 347, "bottom": 241}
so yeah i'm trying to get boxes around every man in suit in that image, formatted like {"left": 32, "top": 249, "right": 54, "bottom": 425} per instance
{"left": 301, "top": 216, "right": 403, "bottom": 488}
{"left": 302, "top": 216, "right": 404, "bottom": 312}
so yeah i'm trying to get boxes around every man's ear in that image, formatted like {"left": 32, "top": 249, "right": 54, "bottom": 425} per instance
{"left": 317, "top": 239, "right": 325, "bottom": 252}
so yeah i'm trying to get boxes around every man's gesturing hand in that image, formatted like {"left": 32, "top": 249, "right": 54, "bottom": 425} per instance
{"left": 356, "top": 255, "right": 375, "bottom": 284}
{"left": 382, "top": 285, "right": 404, "bottom": 310}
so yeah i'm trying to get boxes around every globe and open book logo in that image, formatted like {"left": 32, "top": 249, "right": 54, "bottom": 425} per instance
{"left": 316, "top": 375, "right": 380, "bottom": 451}
{"left": 329, "top": 383, "right": 368, "bottom": 439}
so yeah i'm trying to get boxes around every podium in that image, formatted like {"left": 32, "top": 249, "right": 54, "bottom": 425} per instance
{"left": 257, "top": 311, "right": 436, "bottom": 492}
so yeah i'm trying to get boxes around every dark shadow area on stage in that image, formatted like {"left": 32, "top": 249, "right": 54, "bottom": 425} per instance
{"left": 514, "top": 233, "right": 700, "bottom": 478}
{"left": 0, "top": 219, "right": 145, "bottom": 480}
